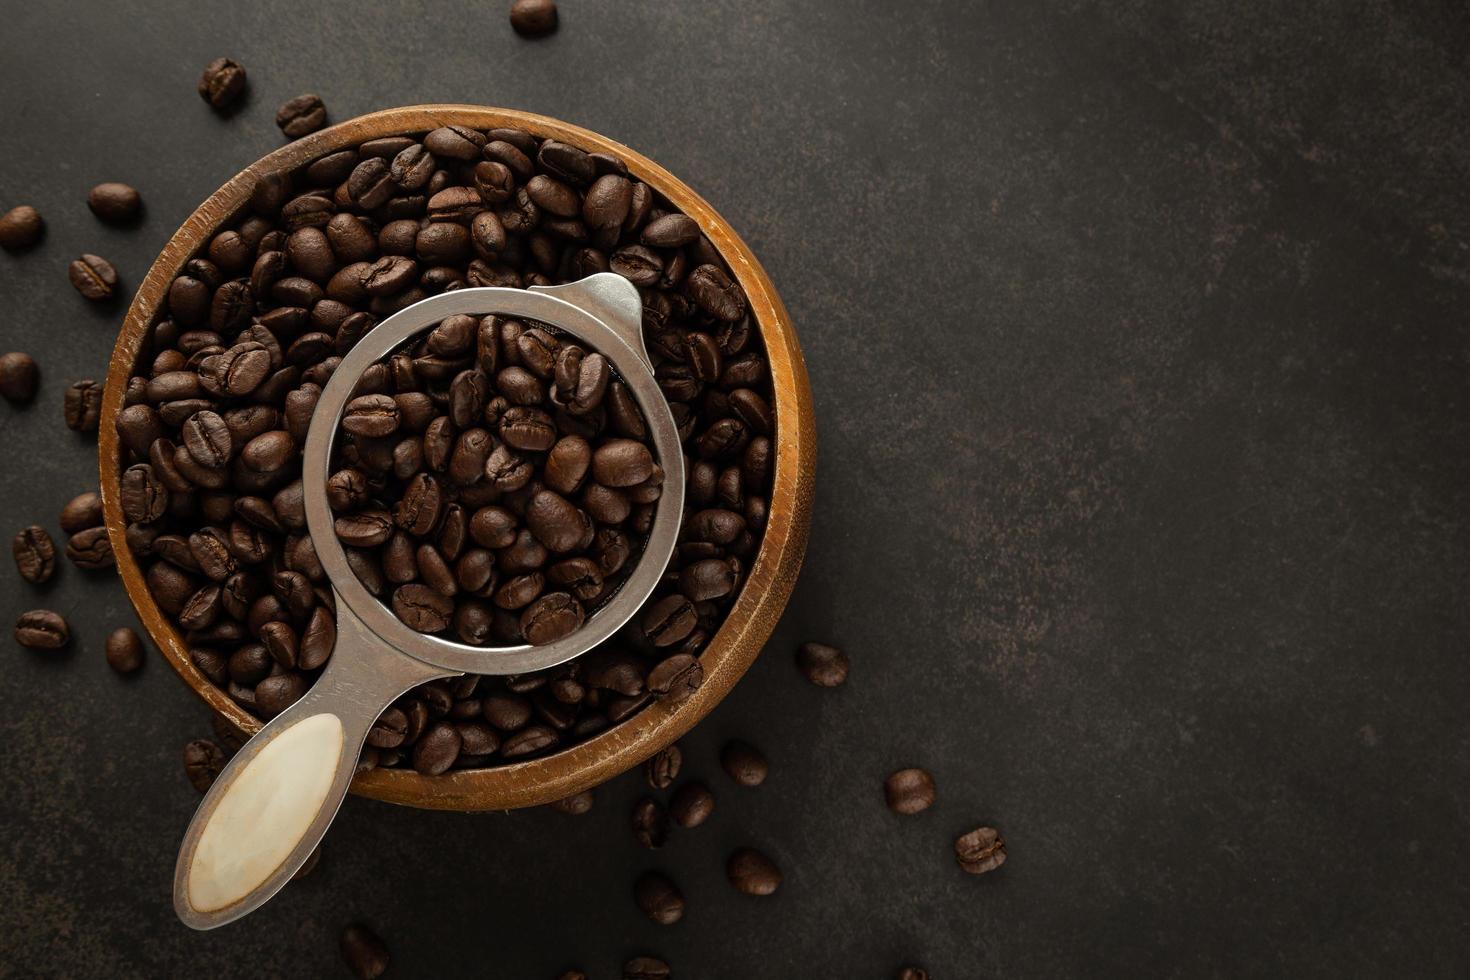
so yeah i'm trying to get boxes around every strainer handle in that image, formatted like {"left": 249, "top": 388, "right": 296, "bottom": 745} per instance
{"left": 173, "top": 604, "right": 453, "bottom": 930}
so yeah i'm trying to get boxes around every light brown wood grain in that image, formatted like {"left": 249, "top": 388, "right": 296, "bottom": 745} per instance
{"left": 98, "top": 105, "right": 815, "bottom": 811}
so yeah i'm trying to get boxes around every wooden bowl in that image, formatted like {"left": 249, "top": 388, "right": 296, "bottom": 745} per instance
{"left": 98, "top": 106, "right": 815, "bottom": 811}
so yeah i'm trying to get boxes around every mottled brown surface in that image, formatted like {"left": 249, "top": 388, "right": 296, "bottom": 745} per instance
{"left": 1, "top": 0, "right": 1467, "bottom": 977}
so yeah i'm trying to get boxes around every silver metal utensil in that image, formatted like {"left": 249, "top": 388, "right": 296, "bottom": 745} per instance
{"left": 173, "top": 273, "right": 684, "bottom": 929}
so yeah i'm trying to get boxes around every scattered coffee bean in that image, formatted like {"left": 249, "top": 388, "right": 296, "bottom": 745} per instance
{"left": 0, "top": 352, "right": 39, "bottom": 403}
{"left": 198, "top": 57, "right": 247, "bottom": 110}
{"left": 59, "top": 491, "right": 104, "bottom": 534}
{"left": 720, "top": 739, "right": 768, "bottom": 787}
{"left": 955, "top": 826, "right": 1007, "bottom": 875}
{"left": 183, "top": 738, "right": 226, "bottom": 792}
{"left": 645, "top": 743, "right": 682, "bottom": 790}
{"left": 796, "top": 641, "right": 849, "bottom": 687}
{"left": 557, "top": 971, "right": 588, "bottom": 980}
{"left": 632, "top": 796, "right": 669, "bottom": 849}
{"left": 885, "top": 768, "right": 937, "bottom": 815}
{"left": 668, "top": 780, "right": 714, "bottom": 828}
{"left": 15, "top": 609, "right": 69, "bottom": 649}
{"left": 63, "top": 380, "right": 103, "bottom": 432}
{"left": 68, "top": 255, "right": 118, "bottom": 301}
{"left": 105, "top": 627, "right": 146, "bottom": 673}
{"left": 66, "top": 526, "right": 113, "bottom": 569}
{"left": 634, "top": 870, "right": 685, "bottom": 925}
{"left": 548, "top": 789, "right": 594, "bottom": 815}
{"left": 0, "top": 205, "right": 43, "bottom": 251}
{"left": 88, "top": 183, "right": 142, "bottom": 224}
{"left": 12, "top": 525, "right": 57, "bottom": 584}
{"left": 898, "top": 968, "right": 930, "bottom": 980}
{"left": 340, "top": 923, "right": 390, "bottom": 980}
{"left": 276, "top": 94, "right": 328, "bottom": 138}
{"left": 510, "top": 0, "right": 558, "bottom": 37}
{"left": 623, "top": 957, "right": 671, "bottom": 980}
{"left": 726, "top": 846, "right": 781, "bottom": 895}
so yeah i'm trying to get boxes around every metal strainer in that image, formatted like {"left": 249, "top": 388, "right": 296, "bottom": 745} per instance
{"left": 173, "top": 273, "right": 684, "bottom": 929}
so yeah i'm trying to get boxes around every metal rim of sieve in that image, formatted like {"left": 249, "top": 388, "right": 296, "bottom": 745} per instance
{"left": 300, "top": 274, "right": 685, "bottom": 676}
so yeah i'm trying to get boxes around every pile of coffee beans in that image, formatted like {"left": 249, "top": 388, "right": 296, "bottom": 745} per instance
{"left": 327, "top": 318, "right": 661, "bottom": 647}
{"left": 114, "top": 122, "right": 774, "bottom": 772}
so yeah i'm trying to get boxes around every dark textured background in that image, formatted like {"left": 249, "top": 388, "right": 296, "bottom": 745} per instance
{"left": 2, "top": 1, "right": 1468, "bottom": 976}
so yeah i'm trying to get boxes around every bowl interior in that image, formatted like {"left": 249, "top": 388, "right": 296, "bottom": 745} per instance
{"left": 99, "top": 105, "right": 815, "bottom": 810}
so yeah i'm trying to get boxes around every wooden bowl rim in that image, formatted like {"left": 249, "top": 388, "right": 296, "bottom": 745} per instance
{"left": 98, "top": 104, "right": 815, "bottom": 811}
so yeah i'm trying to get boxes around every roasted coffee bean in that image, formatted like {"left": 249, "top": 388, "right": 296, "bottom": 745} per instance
{"left": 623, "top": 957, "right": 671, "bottom": 980}
{"left": 197, "top": 57, "right": 247, "bottom": 110}
{"left": 120, "top": 464, "right": 169, "bottom": 523}
{"left": 796, "top": 641, "right": 849, "bottom": 687}
{"left": 721, "top": 739, "right": 768, "bottom": 787}
{"left": 500, "top": 723, "right": 558, "bottom": 757}
{"left": 669, "top": 780, "right": 714, "bottom": 828}
{"left": 63, "top": 380, "right": 103, "bottom": 431}
{"left": 340, "top": 923, "right": 390, "bottom": 980}
{"left": 15, "top": 609, "right": 69, "bottom": 649}
{"left": 0, "top": 206, "right": 44, "bottom": 251}
{"left": 647, "top": 654, "right": 703, "bottom": 704}
{"left": 632, "top": 797, "right": 669, "bottom": 849}
{"left": 12, "top": 526, "right": 56, "bottom": 584}
{"left": 0, "top": 352, "right": 39, "bottom": 403}
{"left": 66, "top": 526, "right": 114, "bottom": 570}
{"left": 275, "top": 94, "right": 327, "bottom": 138}
{"left": 645, "top": 744, "right": 682, "bottom": 790}
{"left": 885, "top": 768, "right": 937, "bottom": 815}
{"left": 183, "top": 738, "right": 227, "bottom": 792}
{"left": 642, "top": 213, "right": 700, "bottom": 248}
{"left": 642, "top": 595, "right": 696, "bottom": 647}
{"left": 88, "top": 182, "right": 142, "bottom": 224}
{"left": 897, "top": 968, "right": 930, "bottom": 980}
{"left": 678, "top": 558, "right": 736, "bottom": 601}
{"left": 256, "top": 672, "right": 308, "bottom": 717}
{"left": 392, "top": 583, "right": 454, "bottom": 633}
{"left": 727, "top": 847, "right": 781, "bottom": 895}
{"left": 412, "top": 721, "right": 462, "bottom": 775}
{"left": 955, "top": 826, "right": 1007, "bottom": 875}
{"left": 592, "top": 439, "right": 653, "bottom": 487}
{"left": 520, "top": 591, "right": 583, "bottom": 644}
{"left": 104, "top": 627, "right": 145, "bottom": 673}
{"left": 634, "top": 871, "right": 685, "bottom": 925}
{"left": 59, "top": 491, "right": 104, "bottom": 534}
{"left": 548, "top": 789, "right": 594, "bottom": 815}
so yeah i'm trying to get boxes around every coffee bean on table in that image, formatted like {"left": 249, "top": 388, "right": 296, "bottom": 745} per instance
{"left": 0, "top": 206, "right": 43, "bottom": 251}
{"left": 955, "top": 826, "right": 1007, "bottom": 875}
{"left": 68, "top": 255, "right": 118, "bottom": 301}
{"left": 669, "top": 780, "right": 714, "bottom": 828}
{"left": 106, "top": 627, "right": 146, "bottom": 673}
{"left": 59, "top": 491, "right": 103, "bottom": 534}
{"left": 15, "top": 609, "right": 69, "bottom": 649}
{"left": 557, "top": 971, "right": 589, "bottom": 980}
{"left": 197, "top": 57, "right": 247, "bottom": 110}
{"left": 622, "top": 957, "right": 671, "bottom": 980}
{"left": 548, "top": 789, "right": 594, "bottom": 815}
{"left": 63, "top": 380, "right": 103, "bottom": 432}
{"left": 88, "top": 183, "right": 141, "bottom": 224}
{"left": 276, "top": 94, "right": 327, "bottom": 138}
{"left": 0, "top": 352, "right": 39, "bottom": 403}
{"left": 898, "top": 968, "right": 930, "bottom": 980}
{"left": 632, "top": 797, "right": 668, "bottom": 849}
{"left": 726, "top": 846, "right": 781, "bottom": 895}
{"left": 340, "top": 923, "right": 390, "bottom": 980}
{"left": 12, "top": 526, "right": 57, "bottom": 584}
{"left": 634, "top": 870, "right": 685, "bottom": 925}
{"left": 720, "top": 739, "right": 768, "bottom": 787}
{"left": 509, "top": 0, "right": 558, "bottom": 37}
{"left": 183, "top": 738, "right": 226, "bottom": 792}
{"left": 796, "top": 641, "right": 849, "bottom": 687}
{"left": 885, "top": 768, "right": 937, "bottom": 815}
{"left": 645, "top": 743, "right": 682, "bottom": 790}
{"left": 66, "top": 526, "right": 114, "bottom": 569}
